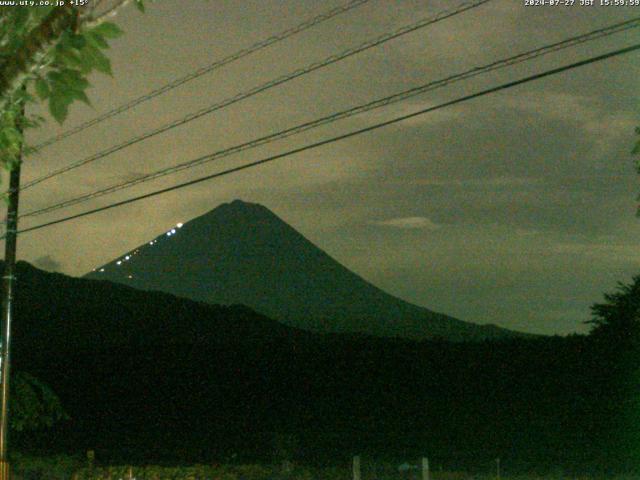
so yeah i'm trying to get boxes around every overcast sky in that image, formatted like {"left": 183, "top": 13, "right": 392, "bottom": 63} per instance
{"left": 9, "top": 0, "right": 640, "bottom": 335}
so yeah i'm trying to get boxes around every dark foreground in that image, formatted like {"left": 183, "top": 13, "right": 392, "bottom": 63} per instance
{"left": 3, "top": 262, "right": 640, "bottom": 475}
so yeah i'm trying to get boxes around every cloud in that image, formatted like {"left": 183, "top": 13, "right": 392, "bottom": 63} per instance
{"left": 373, "top": 216, "right": 441, "bottom": 230}
{"left": 502, "top": 92, "right": 593, "bottom": 122}
{"left": 33, "top": 255, "right": 61, "bottom": 272}
{"left": 500, "top": 92, "right": 636, "bottom": 136}
{"left": 357, "top": 100, "right": 464, "bottom": 128}
{"left": 551, "top": 242, "right": 640, "bottom": 264}
{"left": 411, "top": 176, "right": 542, "bottom": 188}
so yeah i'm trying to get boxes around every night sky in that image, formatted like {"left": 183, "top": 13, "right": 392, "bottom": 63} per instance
{"left": 8, "top": 0, "right": 640, "bottom": 335}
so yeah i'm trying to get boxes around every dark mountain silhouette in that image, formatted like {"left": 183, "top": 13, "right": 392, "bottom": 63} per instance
{"left": 6, "top": 260, "right": 307, "bottom": 354}
{"left": 1, "top": 262, "right": 634, "bottom": 472}
{"left": 85, "top": 199, "right": 523, "bottom": 341}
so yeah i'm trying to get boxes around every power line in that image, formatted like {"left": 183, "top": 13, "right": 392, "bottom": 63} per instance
{"left": 20, "top": 16, "right": 640, "bottom": 219}
{"left": 10, "top": 42, "right": 640, "bottom": 239}
{"left": 20, "top": 0, "right": 493, "bottom": 191}
{"left": 30, "top": 0, "right": 374, "bottom": 152}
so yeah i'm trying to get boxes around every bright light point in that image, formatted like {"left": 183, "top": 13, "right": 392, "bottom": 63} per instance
{"left": 116, "top": 261, "right": 122, "bottom": 265}
{"left": 125, "top": 255, "right": 130, "bottom": 260}
{"left": 128, "top": 275, "right": 133, "bottom": 279}
{"left": 177, "top": 223, "right": 183, "bottom": 228}
{"left": 171, "top": 229, "right": 176, "bottom": 234}
{"left": 99, "top": 268, "right": 105, "bottom": 272}
{"left": 166, "top": 232, "right": 172, "bottom": 236}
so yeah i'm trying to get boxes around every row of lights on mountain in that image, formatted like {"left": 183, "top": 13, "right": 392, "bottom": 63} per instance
{"left": 94, "top": 222, "right": 184, "bottom": 273}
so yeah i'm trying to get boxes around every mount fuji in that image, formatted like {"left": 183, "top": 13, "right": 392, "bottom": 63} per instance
{"left": 85, "top": 200, "right": 523, "bottom": 341}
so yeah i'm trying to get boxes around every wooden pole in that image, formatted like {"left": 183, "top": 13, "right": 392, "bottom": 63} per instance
{"left": 421, "top": 458, "right": 429, "bottom": 480}
{"left": 353, "top": 455, "right": 361, "bottom": 480}
{"left": 0, "top": 99, "right": 24, "bottom": 480}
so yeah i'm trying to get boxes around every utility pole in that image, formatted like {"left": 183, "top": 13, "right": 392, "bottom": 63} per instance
{"left": 421, "top": 457, "right": 429, "bottom": 480}
{"left": 0, "top": 102, "right": 24, "bottom": 480}
{"left": 352, "top": 455, "right": 361, "bottom": 480}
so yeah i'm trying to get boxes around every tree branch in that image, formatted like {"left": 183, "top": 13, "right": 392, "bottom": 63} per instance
{"left": 0, "top": 6, "right": 78, "bottom": 107}
{"left": 83, "top": 0, "right": 134, "bottom": 28}
{"left": 0, "top": 0, "right": 134, "bottom": 112}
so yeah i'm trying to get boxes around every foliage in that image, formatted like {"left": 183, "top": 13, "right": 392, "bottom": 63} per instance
{"left": 8, "top": 262, "right": 640, "bottom": 474}
{"left": 588, "top": 274, "right": 640, "bottom": 344}
{"left": 10, "top": 371, "right": 68, "bottom": 432}
{"left": 0, "top": 1, "right": 147, "bottom": 175}
{"left": 272, "top": 433, "right": 299, "bottom": 463}
{"left": 10, "top": 452, "right": 83, "bottom": 480}
{"left": 19, "top": 461, "right": 640, "bottom": 480}
{"left": 73, "top": 463, "right": 301, "bottom": 480}
{"left": 588, "top": 275, "right": 640, "bottom": 459}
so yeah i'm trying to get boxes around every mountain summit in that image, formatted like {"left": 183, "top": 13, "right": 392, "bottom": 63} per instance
{"left": 85, "top": 199, "right": 522, "bottom": 341}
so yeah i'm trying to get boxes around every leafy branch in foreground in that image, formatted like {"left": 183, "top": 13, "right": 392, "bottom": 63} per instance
{"left": 0, "top": 1, "right": 148, "bottom": 174}
{"left": 10, "top": 371, "right": 68, "bottom": 432}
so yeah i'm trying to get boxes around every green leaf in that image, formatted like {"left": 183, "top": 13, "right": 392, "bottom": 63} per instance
{"left": 73, "top": 42, "right": 112, "bottom": 75}
{"left": 46, "top": 70, "right": 64, "bottom": 84}
{"left": 59, "top": 68, "right": 89, "bottom": 91}
{"left": 134, "top": 0, "right": 145, "bottom": 12}
{"left": 35, "top": 78, "right": 50, "bottom": 100}
{"left": 90, "top": 22, "right": 123, "bottom": 39}
{"left": 49, "top": 94, "right": 69, "bottom": 124}
{"left": 69, "top": 33, "right": 86, "bottom": 49}
{"left": 0, "top": 128, "right": 20, "bottom": 155}
{"left": 71, "top": 89, "right": 91, "bottom": 106}
{"left": 75, "top": 46, "right": 96, "bottom": 74}
{"left": 86, "top": 45, "right": 112, "bottom": 75}
{"left": 80, "top": 42, "right": 112, "bottom": 75}
{"left": 57, "top": 30, "right": 72, "bottom": 50}
{"left": 3, "top": 127, "right": 21, "bottom": 147}
{"left": 86, "top": 31, "right": 109, "bottom": 49}
{"left": 56, "top": 47, "right": 84, "bottom": 70}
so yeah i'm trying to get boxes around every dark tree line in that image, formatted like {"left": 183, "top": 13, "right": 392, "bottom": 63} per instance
{"left": 2, "top": 261, "right": 639, "bottom": 474}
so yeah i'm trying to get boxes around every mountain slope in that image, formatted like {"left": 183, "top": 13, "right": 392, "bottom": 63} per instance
{"left": 85, "top": 199, "right": 522, "bottom": 341}
{"left": 6, "top": 260, "right": 306, "bottom": 353}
